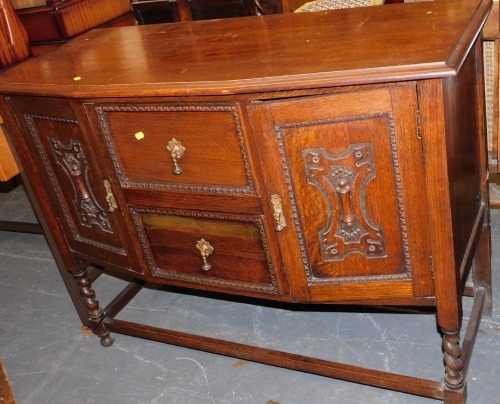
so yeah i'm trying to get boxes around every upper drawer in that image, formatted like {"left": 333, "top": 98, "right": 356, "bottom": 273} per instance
{"left": 93, "top": 102, "right": 256, "bottom": 195}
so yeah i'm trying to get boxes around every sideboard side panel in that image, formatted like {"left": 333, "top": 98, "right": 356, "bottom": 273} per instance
{"left": 443, "top": 38, "right": 488, "bottom": 277}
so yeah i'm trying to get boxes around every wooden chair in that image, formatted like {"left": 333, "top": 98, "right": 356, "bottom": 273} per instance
{"left": 294, "top": 0, "right": 384, "bottom": 12}
{"left": 0, "top": 0, "right": 42, "bottom": 234}
{"left": 482, "top": 1, "right": 500, "bottom": 207}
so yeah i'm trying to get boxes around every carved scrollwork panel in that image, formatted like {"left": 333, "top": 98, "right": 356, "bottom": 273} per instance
{"left": 274, "top": 111, "right": 412, "bottom": 285}
{"left": 15, "top": 108, "right": 127, "bottom": 258}
{"left": 49, "top": 137, "right": 113, "bottom": 233}
{"left": 303, "top": 143, "right": 386, "bottom": 261}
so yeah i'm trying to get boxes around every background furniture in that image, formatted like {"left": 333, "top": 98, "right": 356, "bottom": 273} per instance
{"left": 130, "top": 0, "right": 301, "bottom": 22}
{"left": 12, "top": 0, "right": 131, "bottom": 44}
{"left": 483, "top": 1, "right": 500, "bottom": 176}
{"left": 0, "top": 0, "right": 19, "bottom": 190}
{"left": 0, "top": 0, "right": 42, "bottom": 233}
{"left": 131, "top": 0, "right": 394, "bottom": 24}
{"left": 295, "top": 0, "right": 383, "bottom": 12}
{"left": 0, "top": 1, "right": 492, "bottom": 403}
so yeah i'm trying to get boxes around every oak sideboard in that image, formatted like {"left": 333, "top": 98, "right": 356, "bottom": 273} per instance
{"left": 0, "top": 1, "right": 493, "bottom": 402}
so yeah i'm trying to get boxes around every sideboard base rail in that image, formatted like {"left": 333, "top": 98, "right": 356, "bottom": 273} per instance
{"left": 0, "top": 220, "right": 43, "bottom": 234}
{"left": 460, "top": 287, "right": 485, "bottom": 379}
{"left": 101, "top": 284, "right": 486, "bottom": 402}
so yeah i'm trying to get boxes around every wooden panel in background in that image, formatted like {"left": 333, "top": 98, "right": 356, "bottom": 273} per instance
{"left": 16, "top": 0, "right": 131, "bottom": 43}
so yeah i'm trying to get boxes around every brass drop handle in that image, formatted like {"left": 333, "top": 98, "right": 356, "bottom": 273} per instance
{"left": 196, "top": 239, "right": 214, "bottom": 271}
{"left": 271, "top": 194, "right": 287, "bottom": 232}
{"left": 103, "top": 180, "right": 118, "bottom": 212}
{"left": 166, "top": 138, "right": 186, "bottom": 175}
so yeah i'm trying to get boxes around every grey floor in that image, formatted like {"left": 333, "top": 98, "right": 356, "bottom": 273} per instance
{"left": 0, "top": 184, "right": 499, "bottom": 404}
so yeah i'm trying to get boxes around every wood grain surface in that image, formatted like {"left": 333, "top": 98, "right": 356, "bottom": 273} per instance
{"left": 0, "top": 0, "right": 491, "bottom": 97}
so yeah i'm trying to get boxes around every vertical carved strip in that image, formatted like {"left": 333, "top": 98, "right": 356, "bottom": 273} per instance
{"left": 49, "top": 137, "right": 113, "bottom": 233}
{"left": 442, "top": 329, "right": 464, "bottom": 390}
{"left": 73, "top": 266, "right": 114, "bottom": 347}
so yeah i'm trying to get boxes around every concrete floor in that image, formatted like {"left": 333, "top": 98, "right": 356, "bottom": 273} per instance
{"left": 0, "top": 184, "right": 499, "bottom": 404}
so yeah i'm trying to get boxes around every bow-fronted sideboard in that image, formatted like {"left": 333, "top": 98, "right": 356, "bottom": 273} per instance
{"left": 0, "top": 1, "right": 493, "bottom": 402}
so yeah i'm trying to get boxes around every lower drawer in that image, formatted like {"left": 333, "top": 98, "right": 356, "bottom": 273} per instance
{"left": 131, "top": 208, "right": 279, "bottom": 295}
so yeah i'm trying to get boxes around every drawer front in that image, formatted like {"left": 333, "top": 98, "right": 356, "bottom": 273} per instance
{"left": 132, "top": 208, "right": 279, "bottom": 295}
{"left": 94, "top": 102, "right": 256, "bottom": 195}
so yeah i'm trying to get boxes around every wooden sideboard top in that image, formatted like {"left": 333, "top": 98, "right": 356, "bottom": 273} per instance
{"left": 0, "top": 0, "right": 491, "bottom": 98}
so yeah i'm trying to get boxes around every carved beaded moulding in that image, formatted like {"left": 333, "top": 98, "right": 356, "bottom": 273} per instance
{"left": 131, "top": 207, "right": 279, "bottom": 294}
{"left": 25, "top": 114, "right": 125, "bottom": 255}
{"left": 96, "top": 103, "right": 256, "bottom": 195}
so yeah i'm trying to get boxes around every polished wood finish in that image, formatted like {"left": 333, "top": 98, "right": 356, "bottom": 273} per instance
{"left": 0, "top": 2, "right": 489, "bottom": 97}
{"left": 0, "top": 1, "right": 492, "bottom": 402}
{"left": 15, "top": 0, "right": 131, "bottom": 43}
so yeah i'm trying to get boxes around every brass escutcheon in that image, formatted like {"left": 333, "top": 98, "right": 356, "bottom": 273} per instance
{"left": 196, "top": 239, "right": 214, "bottom": 271}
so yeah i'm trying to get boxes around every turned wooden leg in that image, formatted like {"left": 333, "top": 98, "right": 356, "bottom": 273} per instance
{"left": 442, "top": 329, "right": 466, "bottom": 404}
{"left": 73, "top": 264, "right": 114, "bottom": 347}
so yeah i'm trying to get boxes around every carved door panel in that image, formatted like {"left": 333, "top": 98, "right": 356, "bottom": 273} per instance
{"left": 7, "top": 96, "right": 139, "bottom": 272}
{"left": 248, "top": 85, "right": 433, "bottom": 303}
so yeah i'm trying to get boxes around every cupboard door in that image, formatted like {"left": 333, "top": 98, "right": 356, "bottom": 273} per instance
{"left": 7, "top": 97, "right": 140, "bottom": 272}
{"left": 248, "top": 86, "right": 433, "bottom": 303}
